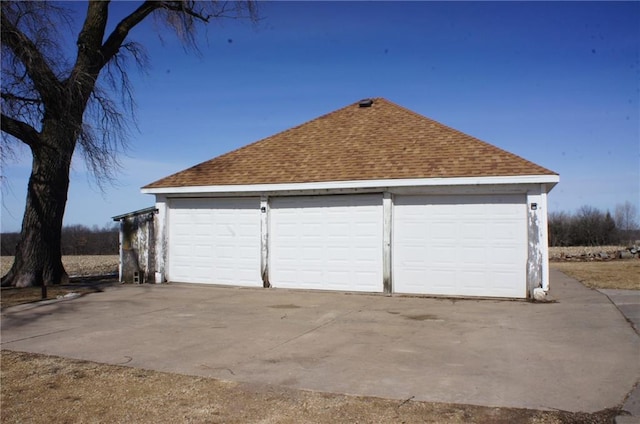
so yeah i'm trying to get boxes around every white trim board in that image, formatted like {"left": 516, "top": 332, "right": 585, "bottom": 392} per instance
{"left": 142, "top": 175, "right": 559, "bottom": 196}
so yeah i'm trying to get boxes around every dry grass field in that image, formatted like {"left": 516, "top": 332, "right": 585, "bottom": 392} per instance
{"left": 550, "top": 260, "right": 639, "bottom": 290}
{"left": 0, "top": 350, "right": 619, "bottom": 424}
{"left": 548, "top": 246, "right": 639, "bottom": 290}
{"left": 0, "top": 255, "right": 119, "bottom": 277}
{"left": 0, "top": 253, "right": 634, "bottom": 423}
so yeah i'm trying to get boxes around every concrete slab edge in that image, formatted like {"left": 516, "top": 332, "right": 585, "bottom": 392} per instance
{"left": 597, "top": 289, "right": 640, "bottom": 336}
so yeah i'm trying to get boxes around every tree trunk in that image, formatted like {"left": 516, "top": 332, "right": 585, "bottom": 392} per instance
{"left": 1, "top": 124, "right": 75, "bottom": 288}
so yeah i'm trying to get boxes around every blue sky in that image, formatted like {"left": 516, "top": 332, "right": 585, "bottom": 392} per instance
{"left": 2, "top": 1, "right": 639, "bottom": 232}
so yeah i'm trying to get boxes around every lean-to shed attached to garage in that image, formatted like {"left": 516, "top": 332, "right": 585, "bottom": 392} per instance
{"left": 112, "top": 207, "right": 158, "bottom": 284}
{"left": 141, "top": 98, "right": 559, "bottom": 298}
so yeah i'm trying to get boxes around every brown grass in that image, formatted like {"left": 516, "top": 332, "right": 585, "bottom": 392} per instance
{"left": 0, "top": 350, "right": 619, "bottom": 424}
{"left": 550, "top": 260, "right": 639, "bottom": 290}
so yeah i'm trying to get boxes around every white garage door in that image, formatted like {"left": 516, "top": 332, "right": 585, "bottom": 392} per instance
{"left": 269, "top": 194, "right": 383, "bottom": 292}
{"left": 393, "top": 194, "right": 527, "bottom": 298}
{"left": 168, "top": 197, "right": 261, "bottom": 286}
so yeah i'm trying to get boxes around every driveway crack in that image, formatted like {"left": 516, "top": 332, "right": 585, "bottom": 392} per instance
{"left": 259, "top": 308, "right": 358, "bottom": 356}
{"left": 1, "top": 328, "right": 74, "bottom": 345}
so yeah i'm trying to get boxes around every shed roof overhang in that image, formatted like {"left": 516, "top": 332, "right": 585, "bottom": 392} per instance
{"left": 112, "top": 206, "right": 158, "bottom": 221}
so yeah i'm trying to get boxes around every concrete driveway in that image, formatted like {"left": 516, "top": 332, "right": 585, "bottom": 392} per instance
{"left": 2, "top": 269, "right": 638, "bottom": 413}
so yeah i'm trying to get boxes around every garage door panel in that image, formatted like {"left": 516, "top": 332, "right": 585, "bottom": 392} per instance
{"left": 493, "top": 225, "right": 519, "bottom": 241}
{"left": 430, "top": 270, "right": 456, "bottom": 290}
{"left": 393, "top": 194, "right": 527, "bottom": 298}
{"left": 270, "top": 194, "right": 383, "bottom": 292}
{"left": 354, "top": 247, "right": 377, "bottom": 260}
{"left": 492, "top": 245, "right": 518, "bottom": 260}
{"left": 461, "top": 223, "right": 485, "bottom": 239}
{"left": 168, "top": 198, "right": 261, "bottom": 286}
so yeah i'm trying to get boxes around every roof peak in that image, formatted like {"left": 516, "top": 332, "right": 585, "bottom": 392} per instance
{"left": 144, "top": 98, "right": 557, "bottom": 189}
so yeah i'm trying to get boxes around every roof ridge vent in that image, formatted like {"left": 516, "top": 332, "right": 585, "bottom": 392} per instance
{"left": 358, "top": 98, "right": 374, "bottom": 108}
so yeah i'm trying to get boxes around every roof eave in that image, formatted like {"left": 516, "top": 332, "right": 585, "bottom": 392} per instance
{"left": 141, "top": 174, "right": 560, "bottom": 196}
{"left": 112, "top": 206, "right": 158, "bottom": 221}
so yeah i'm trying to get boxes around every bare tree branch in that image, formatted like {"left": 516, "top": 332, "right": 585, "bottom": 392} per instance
{"left": 1, "top": 92, "right": 42, "bottom": 105}
{"left": 99, "top": 1, "right": 160, "bottom": 70}
{"left": 1, "top": 114, "right": 40, "bottom": 148}
{"left": 0, "top": 8, "right": 61, "bottom": 105}
{"left": 160, "top": 1, "right": 212, "bottom": 22}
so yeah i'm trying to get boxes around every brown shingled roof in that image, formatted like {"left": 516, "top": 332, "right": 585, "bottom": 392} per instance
{"left": 144, "top": 98, "right": 556, "bottom": 189}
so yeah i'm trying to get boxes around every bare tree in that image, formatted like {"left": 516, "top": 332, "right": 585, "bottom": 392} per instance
{"left": 548, "top": 211, "right": 572, "bottom": 247}
{"left": 549, "top": 206, "right": 619, "bottom": 246}
{"left": 571, "top": 205, "right": 616, "bottom": 246}
{"left": 1, "top": 1, "right": 258, "bottom": 287}
{"left": 615, "top": 201, "right": 639, "bottom": 244}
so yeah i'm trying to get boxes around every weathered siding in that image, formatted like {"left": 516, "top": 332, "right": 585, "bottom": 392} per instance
{"left": 526, "top": 185, "right": 550, "bottom": 297}
{"left": 114, "top": 208, "right": 157, "bottom": 284}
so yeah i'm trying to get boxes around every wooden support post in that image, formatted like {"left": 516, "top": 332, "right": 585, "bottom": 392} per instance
{"left": 382, "top": 192, "right": 393, "bottom": 295}
{"left": 260, "top": 196, "right": 270, "bottom": 288}
{"left": 154, "top": 197, "right": 167, "bottom": 283}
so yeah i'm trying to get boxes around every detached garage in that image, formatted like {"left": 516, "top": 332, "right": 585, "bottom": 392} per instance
{"left": 142, "top": 98, "right": 558, "bottom": 299}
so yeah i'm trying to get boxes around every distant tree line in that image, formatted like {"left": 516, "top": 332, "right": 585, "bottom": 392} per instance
{"left": 2, "top": 224, "right": 118, "bottom": 256}
{"left": 549, "top": 201, "right": 639, "bottom": 247}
